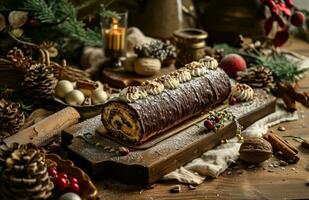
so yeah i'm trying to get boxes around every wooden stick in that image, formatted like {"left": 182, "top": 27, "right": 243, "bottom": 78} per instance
{"left": 4, "top": 107, "right": 80, "bottom": 147}
{"left": 281, "top": 93, "right": 297, "bottom": 112}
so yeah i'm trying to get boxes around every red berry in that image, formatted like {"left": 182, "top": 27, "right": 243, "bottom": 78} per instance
{"left": 119, "top": 147, "right": 130, "bottom": 156}
{"left": 48, "top": 167, "right": 58, "bottom": 177}
{"left": 229, "top": 96, "right": 237, "bottom": 105}
{"left": 68, "top": 182, "right": 80, "bottom": 194}
{"left": 204, "top": 119, "right": 214, "bottom": 130}
{"left": 54, "top": 177, "right": 69, "bottom": 191}
{"left": 214, "top": 116, "right": 221, "bottom": 123}
{"left": 69, "top": 177, "right": 79, "bottom": 184}
{"left": 219, "top": 54, "right": 247, "bottom": 77}
{"left": 291, "top": 11, "right": 305, "bottom": 27}
{"left": 58, "top": 172, "right": 68, "bottom": 179}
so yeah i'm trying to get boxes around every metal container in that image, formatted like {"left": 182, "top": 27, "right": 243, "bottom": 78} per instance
{"left": 173, "top": 28, "right": 208, "bottom": 68}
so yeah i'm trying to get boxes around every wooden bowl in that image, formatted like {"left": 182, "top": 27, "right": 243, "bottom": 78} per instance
{"left": 54, "top": 97, "right": 108, "bottom": 119}
{"left": 46, "top": 154, "right": 98, "bottom": 200}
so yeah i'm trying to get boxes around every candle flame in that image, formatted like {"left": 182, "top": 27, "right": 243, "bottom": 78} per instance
{"left": 112, "top": 18, "right": 118, "bottom": 29}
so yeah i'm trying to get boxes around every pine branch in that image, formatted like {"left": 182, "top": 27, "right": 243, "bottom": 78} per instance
{"left": 22, "top": 0, "right": 57, "bottom": 23}
{"left": 20, "top": 0, "right": 103, "bottom": 47}
{"left": 214, "top": 43, "right": 308, "bottom": 83}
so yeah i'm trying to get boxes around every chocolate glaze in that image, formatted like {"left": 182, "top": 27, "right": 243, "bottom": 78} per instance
{"left": 102, "top": 68, "right": 231, "bottom": 143}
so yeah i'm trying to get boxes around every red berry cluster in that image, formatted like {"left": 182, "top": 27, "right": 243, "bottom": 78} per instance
{"left": 204, "top": 110, "right": 234, "bottom": 131}
{"left": 261, "top": 0, "right": 306, "bottom": 47}
{"left": 48, "top": 167, "right": 80, "bottom": 194}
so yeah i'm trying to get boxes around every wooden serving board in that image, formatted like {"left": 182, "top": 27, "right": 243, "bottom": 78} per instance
{"left": 102, "top": 65, "right": 176, "bottom": 88}
{"left": 64, "top": 90, "right": 276, "bottom": 185}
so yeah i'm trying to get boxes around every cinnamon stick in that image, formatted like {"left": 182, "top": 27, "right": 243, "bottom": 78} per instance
{"left": 76, "top": 80, "right": 98, "bottom": 90}
{"left": 266, "top": 133, "right": 298, "bottom": 159}
{"left": 4, "top": 107, "right": 80, "bottom": 147}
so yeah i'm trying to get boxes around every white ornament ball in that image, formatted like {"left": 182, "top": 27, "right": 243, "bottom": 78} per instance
{"left": 91, "top": 90, "right": 108, "bottom": 104}
{"left": 95, "top": 81, "right": 104, "bottom": 91}
{"left": 55, "top": 80, "right": 74, "bottom": 98}
{"left": 59, "top": 192, "right": 82, "bottom": 200}
{"left": 65, "top": 90, "right": 85, "bottom": 106}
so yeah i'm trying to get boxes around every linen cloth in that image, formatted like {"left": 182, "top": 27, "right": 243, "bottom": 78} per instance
{"left": 162, "top": 103, "right": 298, "bottom": 185}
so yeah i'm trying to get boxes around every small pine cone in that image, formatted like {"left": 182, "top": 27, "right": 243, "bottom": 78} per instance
{"left": 0, "top": 99, "right": 25, "bottom": 136}
{"left": 134, "top": 40, "right": 176, "bottom": 63}
{"left": 22, "top": 64, "right": 57, "bottom": 100}
{"left": 1, "top": 144, "right": 54, "bottom": 200}
{"left": 236, "top": 66, "right": 274, "bottom": 88}
{"left": 6, "top": 47, "right": 32, "bottom": 71}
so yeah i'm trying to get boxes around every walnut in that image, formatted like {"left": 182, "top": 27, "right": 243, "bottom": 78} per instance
{"left": 239, "top": 137, "right": 272, "bottom": 164}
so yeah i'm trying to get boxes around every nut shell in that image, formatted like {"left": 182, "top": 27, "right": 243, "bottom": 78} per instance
{"left": 65, "top": 90, "right": 85, "bottom": 106}
{"left": 55, "top": 80, "right": 74, "bottom": 98}
{"left": 239, "top": 137, "right": 272, "bottom": 164}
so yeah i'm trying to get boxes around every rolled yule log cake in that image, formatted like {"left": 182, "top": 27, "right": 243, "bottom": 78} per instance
{"left": 101, "top": 56, "right": 231, "bottom": 144}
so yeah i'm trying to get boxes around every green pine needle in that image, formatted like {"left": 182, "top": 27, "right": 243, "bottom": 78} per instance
{"left": 17, "top": 0, "right": 105, "bottom": 47}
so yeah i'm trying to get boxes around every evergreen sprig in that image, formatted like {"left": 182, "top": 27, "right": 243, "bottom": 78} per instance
{"left": 23, "top": 0, "right": 56, "bottom": 23}
{"left": 13, "top": 0, "right": 105, "bottom": 47}
{"left": 214, "top": 43, "right": 308, "bottom": 83}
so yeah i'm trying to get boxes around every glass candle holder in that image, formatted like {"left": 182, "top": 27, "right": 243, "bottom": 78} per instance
{"left": 101, "top": 12, "right": 128, "bottom": 67}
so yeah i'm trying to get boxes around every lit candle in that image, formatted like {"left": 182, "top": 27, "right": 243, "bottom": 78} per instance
{"left": 104, "top": 17, "right": 126, "bottom": 56}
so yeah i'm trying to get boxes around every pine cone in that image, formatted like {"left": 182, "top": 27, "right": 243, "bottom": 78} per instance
{"left": 134, "top": 40, "right": 176, "bottom": 63}
{"left": 0, "top": 142, "right": 19, "bottom": 164}
{"left": 1, "top": 144, "right": 54, "bottom": 200}
{"left": 6, "top": 47, "right": 32, "bottom": 71}
{"left": 22, "top": 64, "right": 57, "bottom": 100}
{"left": 236, "top": 66, "right": 274, "bottom": 88}
{"left": 0, "top": 99, "right": 25, "bottom": 136}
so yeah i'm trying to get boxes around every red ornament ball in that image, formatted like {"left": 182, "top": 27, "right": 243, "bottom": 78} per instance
{"left": 68, "top": 182, "right": 80, "bottom": 194}
{"left": 54, "top": 176, "right": 69, "bottom": 191}
{"left": 291, "top": 11, "right": 306, "bottom": 27}
{"left": 58, "top": 172, "right": 68, "bottom": 179}
{"left": 69, "top": 177, "right": 79, "bottom": 184}
{"left": 229, "top": 96, "right": 237, "bottom": 105}
{"left": 219, "top": 54, "right": 247, "bottom": 77}
{"left": 204, "top": 119, "right": 214, "bottom": 130}
{"left": 48, "top": 167, "right": 58, "bottom": 178}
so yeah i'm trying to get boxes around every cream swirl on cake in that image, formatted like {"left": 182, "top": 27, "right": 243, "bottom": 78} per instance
{"left": 142, "top": 80, "right": 164, "bottom": 95}
{"left": 119, "top": 86, "right": 140, "bottom": 102}
{"left": 138, "top": 86, "right": 148, "bottom": 99}
{"left": 171, "top": 69, "right": 192, "bottom": 83}
{"left": 199, "top": 56, "right": 218, "bottom": 69}
{"left": 157, "top": 74, "right": 180, "bottom": 90}
{"left": 185, "top": 61, "right": 207, "bottom": 77}
{"left": 231, "top": 83, "right": 254, "bottom": 102}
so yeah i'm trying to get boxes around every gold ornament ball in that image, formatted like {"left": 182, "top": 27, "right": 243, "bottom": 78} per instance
{"left": 79, "top": 88, "right": 92, "bottom": 97}
{"left": 65, "top": 90, "right": 85, "bottom": 106}
{"left": 55, "top": 80, "right": 74, "bottom": 98}
{"left": 91, "top": 90, "right": 108, "bottom": 104}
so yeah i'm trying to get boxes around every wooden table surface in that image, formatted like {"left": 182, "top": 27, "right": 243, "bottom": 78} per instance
{"left": 95, "top": 38, "right": 309, "bottom": 200}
